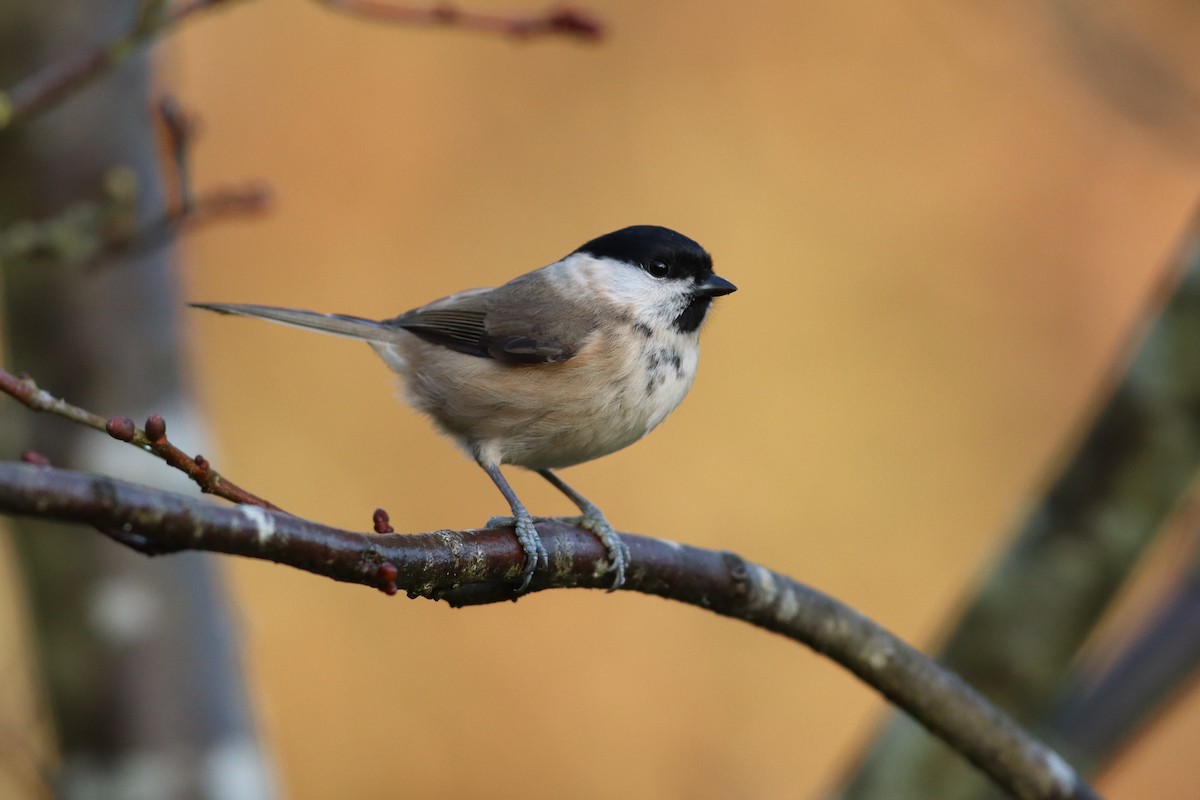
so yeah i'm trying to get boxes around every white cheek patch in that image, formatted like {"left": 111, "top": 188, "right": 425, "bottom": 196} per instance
{"left": 555, "top": 253, "right": 689, "bottom": 324}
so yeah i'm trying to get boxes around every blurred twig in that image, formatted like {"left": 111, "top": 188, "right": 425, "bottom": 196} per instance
{"left": 1048, "top": 535, "right": 1200, "bottom": 776}
{"left": 0, "top": 166, "right": 140, "bottom": 267}
{"left": 1049, "top": 1, "right": 1200, "bottom": 149}
{"left": 108, "top": 96, "right": 273, "bottom": 268}
{"left": 317, "top": 1, "right": 603, "bottom": 39}
{"left": 0, "top": 460, "right": 1099, "bottom": 800}
{"left": 0, "top": 0, "right": 603, "bottom": 132}
{"left": 155, "top": 95, "right": 196, "bottom": 214}
{"left": 0, "top": 0, "right": 245, "bottom": 130}
{"left": 87, "top": 181, "right": 271, "bottom": 270}
{"left": 0, "top": 98, "right": 271, "bottom": 271}
{"left": 0, "top": 173, "right": 270, "bottom": 270}
{"left": 0, "top": 368, "right": 282, "bottom": 511}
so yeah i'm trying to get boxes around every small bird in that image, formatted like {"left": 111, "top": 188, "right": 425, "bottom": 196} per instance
{"left": 192, "top": 225, "right": 735, "bottom": 592}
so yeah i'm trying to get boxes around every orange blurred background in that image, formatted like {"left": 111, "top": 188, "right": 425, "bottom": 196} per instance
{"left": 10, "top": 0, "right": 1200, "bottom": 797}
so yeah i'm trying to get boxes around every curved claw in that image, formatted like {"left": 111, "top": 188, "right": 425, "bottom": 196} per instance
{"left": 486, "top": 511, "right": 629, "bottom": 591}
{"left": 578, "top": 513, "right": 630, "bottom": 592}
{"left": 488, "top": 513, "right": 548, "bottom": 592}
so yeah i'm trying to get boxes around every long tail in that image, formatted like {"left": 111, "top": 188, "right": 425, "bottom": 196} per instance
{"left": 190, "top": 302, "right": 399, "bottom": 344}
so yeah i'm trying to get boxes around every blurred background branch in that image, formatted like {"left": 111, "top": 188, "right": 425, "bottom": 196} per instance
{"left": 0, "top": 0, "right": 603, "bottom": 131}
{"left": 836, "top": 213, "right": 1200, "bottom": 797}
{"left": 317, "top": 1, "right": 603, "bottom": 40}
{"left": 0, "top": 95, "right": 269, "bottom": 272}
{"left": 1048, "top": 525, "right": 1200, "bottom": 775}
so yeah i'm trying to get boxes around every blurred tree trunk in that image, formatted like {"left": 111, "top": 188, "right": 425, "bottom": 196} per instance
{"left": 0, "top": 3, "right": 275, "bottom": 798}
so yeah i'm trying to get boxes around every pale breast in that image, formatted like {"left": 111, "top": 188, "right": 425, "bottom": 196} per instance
{"left": 373, "top": 324, "right": 700, "bottom": 470}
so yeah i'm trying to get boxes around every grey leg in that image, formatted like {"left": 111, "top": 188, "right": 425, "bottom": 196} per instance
{"left": 537, "top": 469, "right": 630, "bottom": 592}
{"left": 478, "top": 461, "right": 547, "bottom": 592}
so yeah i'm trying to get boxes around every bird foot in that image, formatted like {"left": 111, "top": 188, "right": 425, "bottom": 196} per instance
{"left": 490, "top": 511, "right": 628, "bottom": 592}
{"left": 575, "top": 511, "right": 630, "bottom": 592}
{"left": 486, "top": 513, "right": 548, "bottom": 592}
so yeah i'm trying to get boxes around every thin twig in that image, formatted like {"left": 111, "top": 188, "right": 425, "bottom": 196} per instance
{"left": 87, "top": 182, "right": 272, "bottom": 270}
{"left": 81, "top": 96, "right": 272, "bottom": 270}
{"left": 115, "top": 97, "right": 272, "bottom": 268}
{"left": 0, "top": 368, "right": 281, "bottom": 511}
{"left": 0, "top": 93, "right": 271, "bottom": 272}
{"left": 155, "top": 95, "right": 198, "bottom": 215}
{"left": 317, "top": 1, "right": 603, "bottom": 40}
{"left": 0, "top": 177, "right": 270, "bottom": 270}
{"left": 0, "top": 0, "right": 245, "bottom": 130}
{"left": 0, "top": 462, "right": 1099, "bottom": 800}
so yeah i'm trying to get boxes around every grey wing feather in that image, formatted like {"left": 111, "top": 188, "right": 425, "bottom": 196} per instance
{"left": 386, "top": 275, "right": 596, "bottom": 364}
{"left": 387, "top": 306, "right": 491, "bottom": 358}
{"left": 195, "top": 271, "right": 598, "bottom": 365}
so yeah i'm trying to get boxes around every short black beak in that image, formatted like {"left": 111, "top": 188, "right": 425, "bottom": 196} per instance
{"left": 694, "top": 274, "right": 737, "bottom": 298}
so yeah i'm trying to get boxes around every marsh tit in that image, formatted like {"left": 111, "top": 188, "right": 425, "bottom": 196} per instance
{"left": 192, "top": 225, "right": 736, "bottom": 592}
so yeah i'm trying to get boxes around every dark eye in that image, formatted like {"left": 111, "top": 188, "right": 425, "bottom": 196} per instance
{"left": 645, "top": 260, "right": 670, "bottom": 279}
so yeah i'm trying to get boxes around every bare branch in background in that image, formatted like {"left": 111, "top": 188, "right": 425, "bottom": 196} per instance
{"left": 1048, "top": 1, "right": 1200, "bottom": 148}
{"left": 318, "top": 1, "right": 603, "bottom": 40}
{"left": 0, "top": 172, "right": 270, "bottom": 271}
{"left": 155, "top": 95, "right": 197, "bottom": 214}
{"left": 0, "top": 0, "right": 603, "bottom": 131}
{"left": 89, "top": 181, "right": 272, "bottom": 270}
{"left": 0, "top": 461, "right": 1100, "bottom": 800}
{"left": 92, "top": 95, "right": 275, "bottom": 268}
{"left": 1049, "top": 551, "right": 1200, "bottom": 775}
{"left": 0, "top": 97, "right": 271, "bottom": 271}
{"left": 0, "top": 0, "right": 243, "bottom": 129}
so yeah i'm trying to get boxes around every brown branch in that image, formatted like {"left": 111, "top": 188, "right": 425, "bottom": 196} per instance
{"left": 0, "top": 368, "right": 281, "bottom": 511}
{"left": 317, "top": 1, "right": 603, "bottom": 40}
{"left": 0, "top": 462, "right": 1101, "bottom": 800}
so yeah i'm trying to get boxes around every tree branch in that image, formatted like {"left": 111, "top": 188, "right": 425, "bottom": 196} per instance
{"left": 0, "top": 462, "right": 1099, "bottom": 800}
{"left": 0, "top": 368, "right": 281, "bottom": 511}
